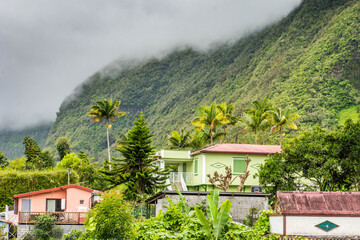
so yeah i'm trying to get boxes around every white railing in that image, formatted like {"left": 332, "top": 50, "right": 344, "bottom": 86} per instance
{"left": 169, "top": 172, "right": 193, "bottom": 185}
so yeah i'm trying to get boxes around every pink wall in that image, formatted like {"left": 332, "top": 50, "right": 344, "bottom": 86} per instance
{"left": 66, "top": 188, "right": 92, "bottom": 212}
{"left": 18, "top": 187, "right": 93, "bottom": 212}
{"left": 18, "top": 190, "right": 66, "bottom": 212}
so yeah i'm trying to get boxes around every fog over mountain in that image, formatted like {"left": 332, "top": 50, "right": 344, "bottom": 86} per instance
{"left": 0, "top": 0, "right": 300, "bottom": 130}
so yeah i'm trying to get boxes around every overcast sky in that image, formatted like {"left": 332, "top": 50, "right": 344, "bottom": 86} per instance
{"left": 0, "top": 0, "right": 301, "bottom": 130}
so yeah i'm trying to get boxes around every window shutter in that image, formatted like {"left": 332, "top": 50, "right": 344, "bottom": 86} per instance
{"left": 233, "top": 157, "right": 247, "bottom": 173}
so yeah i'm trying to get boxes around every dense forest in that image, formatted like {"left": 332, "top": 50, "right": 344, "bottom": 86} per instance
{"left": 1, "top": 0, "right": 359, "bottom": 161}
{"left": 0, "top": 123, "right": 52, "bottom": 159}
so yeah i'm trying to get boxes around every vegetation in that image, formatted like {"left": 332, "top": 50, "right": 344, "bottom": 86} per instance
{"left": 258, "top": 120, "right": 360, "bottom": 203}
{"left": 194, "top": 190, "right": 232, "bottom": 240}
{"left": 0, "top": 123, "right": 51, "bottom": 160}
{"left": 55, "top": 137, "right": 71, "bottom": 160}
{"left": 103, "top": 113, "right": 169, "bottom": 202}
{"left": 55, "top": 151, "right": 103, "bottom": 189}
{"left": 0, "top": 151, "right": 8, "bottom": 169}
{"left": 192, "top": 102, "right": 228, "bottom": 145}
{"left": 168, "top": 128, "right": 191, "bottom": 149}
{"left": 83, "top": 191, "right": 134, "bottom": 240}
{"left": 268, "top": 107, "right": 300, "bottom": 145}
{"left": 24, "top": 136, "right": 55, "bottom": 170}
{"left": 24, "top": 214, "right": 63, "bottom": 240}
{"left": 88, "top": 98, "right": 126, "bottom": 168}
{"left": 42, "top": 0, "right": 360, "bottom": 158}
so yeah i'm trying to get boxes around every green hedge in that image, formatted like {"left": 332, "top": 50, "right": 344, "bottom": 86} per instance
{"left": 0, "top": 169, "right": 79, "bottom": 211}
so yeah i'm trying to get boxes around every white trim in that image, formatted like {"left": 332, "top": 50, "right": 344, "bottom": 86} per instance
{"left": 202, "top": 154, "right": 206, "bottom": 184}
{"left": 188, "top": 151, "right": 191, "bottom": 159}
{"left": 161, "top": 150, "right": 165, "bottom": 158}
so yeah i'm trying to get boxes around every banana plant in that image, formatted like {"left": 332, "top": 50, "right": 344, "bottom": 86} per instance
{"left": 195, "top": 190, "right": 232, "bottom": 240}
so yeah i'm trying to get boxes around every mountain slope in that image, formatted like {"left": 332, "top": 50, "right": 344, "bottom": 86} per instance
{"left": 45, "top": 0, "right": 360, "bottom": 160}
{"left": 0, "top": 123, "right": 52, "bottom": 159}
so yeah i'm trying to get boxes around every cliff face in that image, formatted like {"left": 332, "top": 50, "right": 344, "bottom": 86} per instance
{"left": 43, "top": 0, "right": 359, "bottom": 161}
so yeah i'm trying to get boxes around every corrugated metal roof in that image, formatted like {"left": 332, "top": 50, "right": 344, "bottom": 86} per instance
{"left": 191, "top": 143, "right": 281, "bottom": 155}
{"left": 278, "top": 191, "right": 360, "bottom": 216}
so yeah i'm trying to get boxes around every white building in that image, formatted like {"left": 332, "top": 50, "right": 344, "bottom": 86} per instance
{"left": 269, "top": 191, "right": 360, "bottom": 238}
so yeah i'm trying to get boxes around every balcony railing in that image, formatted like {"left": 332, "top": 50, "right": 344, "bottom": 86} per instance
{"left": 169, "top": 172, "right": 193, "bottom": 185}
{"left": 19, "top": 211, "right": 87, "bottom": 225}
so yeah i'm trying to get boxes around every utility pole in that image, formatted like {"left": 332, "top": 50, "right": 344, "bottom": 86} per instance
{"left": 68, "top": 167, "right": 71, "bottom": 185}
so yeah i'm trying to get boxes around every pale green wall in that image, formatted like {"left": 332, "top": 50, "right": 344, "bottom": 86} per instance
{"left": 191, "top": 152, "right": 268, "bottom": 188}
{"left": 160, "top": 149, "right": 270, "bottom": 192}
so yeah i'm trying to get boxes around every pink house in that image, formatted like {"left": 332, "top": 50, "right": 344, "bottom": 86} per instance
{"left": 13, "top": 184, "right": 100, "bottom": 224}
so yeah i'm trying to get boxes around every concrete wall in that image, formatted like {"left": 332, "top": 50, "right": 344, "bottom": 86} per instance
{"left": 17, "top": 224, "right": 84, "bottom": 239}
{"left": 155, "top": 193, "right": 268, "bottom": 222}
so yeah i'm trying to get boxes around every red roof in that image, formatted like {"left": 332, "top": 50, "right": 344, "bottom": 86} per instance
{"left": 13, "top": 184, "right": 97, "bottom": 198}
{"left": 191, "top": 143, "right": 281, "bottom": 155}
{"left": 277, "top": 191, "right": 360, "bottom": 216}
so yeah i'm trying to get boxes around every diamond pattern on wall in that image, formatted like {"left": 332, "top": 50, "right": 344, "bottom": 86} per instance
{"left": 315, "top": 220, "right": 339, "bottom": 232}
{"left": 210, "top": 162, "right": 226, "bottom": 169}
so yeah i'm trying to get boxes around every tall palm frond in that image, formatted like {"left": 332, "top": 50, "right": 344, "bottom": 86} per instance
{"left": 88, "top": 98, "right": 126, "bottom": 169}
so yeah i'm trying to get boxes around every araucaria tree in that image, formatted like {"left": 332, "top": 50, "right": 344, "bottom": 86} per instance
{"left": 88, "top": 98, "right": 126, "bottom": 169}
{"left": 104, "top": 113, "right": 169, "bottom": 202}
{"left": 23, "top": 136, "right": 54, "bottom": 170}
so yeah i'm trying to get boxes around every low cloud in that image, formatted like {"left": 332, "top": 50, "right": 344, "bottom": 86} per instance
{"left": 0, "top": 0, "right": 301, "bottom": 130}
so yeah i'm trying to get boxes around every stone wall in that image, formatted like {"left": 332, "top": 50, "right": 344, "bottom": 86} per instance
{"left": 153, "top": 191, "right": 269, "bottom": 222}
{"left": 17, "top": 224, "right": 84, "bottom": 239}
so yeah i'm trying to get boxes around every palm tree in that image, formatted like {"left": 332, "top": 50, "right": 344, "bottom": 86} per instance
{"left": 240, "top": 112, "right": 265, "bottom": 144}
{"left": 168, "top": 129, "right": 191, "bottom": 149}
{"left": 248, "top": 98, "right": 273, "bottom": 144}
{"left": 88, "top": 98, "right": 126, "bottom": 169}
{"left": 269, "top": 106, "right": 300, "bottom": 145}
{"left": 216, "top": 102, "right": 238, "bottom": 142}
{"left": 192, "top": 102, "right": 228, "bottom": 145}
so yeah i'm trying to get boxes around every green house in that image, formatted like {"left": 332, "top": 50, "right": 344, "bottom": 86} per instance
{"left": 156, "top": 144, "right": 281, "bottom": 192}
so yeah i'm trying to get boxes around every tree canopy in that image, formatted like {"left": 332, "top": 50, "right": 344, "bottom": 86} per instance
{"left": 258, "top": 120, "right": 360, "bottom": 203}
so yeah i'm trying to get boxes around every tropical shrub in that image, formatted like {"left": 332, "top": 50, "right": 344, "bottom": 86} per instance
{"left": 84, "top": 190, "right": 134, "bottom": 240}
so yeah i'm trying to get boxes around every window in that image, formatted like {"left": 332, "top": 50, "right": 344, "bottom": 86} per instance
{"left": 80, "top": 200, "right": 84, "bottom": 204}
{"left": 46, "top": 199, "right": 63, "bottom": 212}
{"left": 194, "top": 158, "right": 198, "bottom": 175}
{"left": 233, "top": 157, "right": 247, "bottom": 174}
{"left": 21, "top": 199, "right": 31, "bottom": 212}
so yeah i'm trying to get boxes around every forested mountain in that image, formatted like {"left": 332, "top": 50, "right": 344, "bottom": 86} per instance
{"left": 41, "top": 0, "right": 359, "bottom": 161}
{"left": 0, "top": 123, "right": 52, "bottom": 159}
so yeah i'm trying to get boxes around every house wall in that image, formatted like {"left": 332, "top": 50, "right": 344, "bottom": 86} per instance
{"left": 191, "top": 152, "right": 268, "bottom": 188}
{"left": 66, "top": 188, "right": 92, "bottom": 212}
{"left": 159, "top": 150, "right": 191, "bottom": 159}
{"left": 18, "top": 190, "right": 66, "bottom": 212}
{"left": 283, "top": 216, "right": 360, "bottom": 237}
